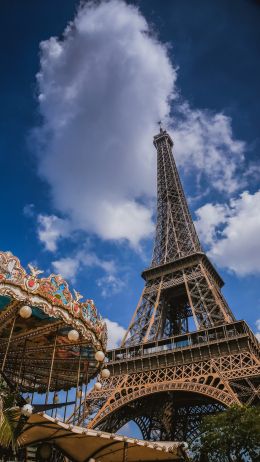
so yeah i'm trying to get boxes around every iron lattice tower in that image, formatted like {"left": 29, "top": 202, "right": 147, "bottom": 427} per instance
{"left": 71, "top": 129, "right": 260, "bottom": 442}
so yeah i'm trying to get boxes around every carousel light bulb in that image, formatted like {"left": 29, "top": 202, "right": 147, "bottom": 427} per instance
{"left": 76, "top": 388, "right": 82, "bottom": 399}
{"left": 21, "top": 404, "right": 33, "bottom": 416}
{"left": 101, "top": 368, "right": 110, "bottom": 379}
{"left": 94, "top": 382, "right": 102, "bottom": 391}
{"left": 68, "top": 329, "right": 79, "bottom": 341}
{"left": 95, "top": 350, "right": 105, "bottom": 362}
{"left": 19, "top": 305, "right": 32, "bottom": 319}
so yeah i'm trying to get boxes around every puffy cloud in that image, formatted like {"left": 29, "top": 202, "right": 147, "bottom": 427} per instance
{"left": 256, "top": 320, "right": 260, "bottom": 342}
{"left": 82, "top": 253, "right": 116, "bottom": 274}
{"left": 37, "top": 214, "right": 71, "bottom": 251}
{"left": 52, "top": 250, "right": 116, "bottom": 283}
{"left": 52, "top": 256, "right": 79, "bottom": 280}
{"left": 35, "top": 0, "right": 175, "bottom": 248}
{"left": 104, "top": 318, "right": 126, "bottom": 349}
{"left": 52, "top": 249, "right": 125, "bottom": 295}
{"left": 195, "top": 190, "right": 260, "bottom": 275}
{"left": 195, "top": 203, "right": 228, "bottom": 245}
{"left": 34, "top": 0, "right": 247, "bottom": 250}
{"left": 97, "top": 274, "right": 125, "bottom": 298}
{"left": 173, "top": 103, "right": 246, "bottom": 194}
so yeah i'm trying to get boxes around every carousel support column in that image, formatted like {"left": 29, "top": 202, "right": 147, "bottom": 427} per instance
{"left": 1, "top": 314, "right": 17, "bottom": 372}
{"left": 82, "top": 361, "right": 89, "bottom": 426}
{"left": 63, "top": 389, "right": 69, "bottom": 423}
{"left": 77, "top": 380, "right": 83, "bottom": 424}
{"left": 31, "top": 376, "right": 37, "bottom": 405}
{"left": 73, "top": 347, "right": 82, "bottom": 424}
{"left": 13, "top": 342, "right": 21, "bottom": 384}
{"left": 52, "top": 380, "right": 58, "bottom": 418}
{"left": 123, "top": 442, "right": 128, "bottom": 462}
{"left": 20, "top": 347, "right": 30, "bottom": 392}
{"left": 16, "top": 339, "right": 27, "bottom": 391}
{"left": 45, "top": 329, "right": 58, "bottom": 405}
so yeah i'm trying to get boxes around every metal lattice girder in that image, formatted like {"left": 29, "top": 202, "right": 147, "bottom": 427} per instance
{"left": 123, "top": 255, "right": 235, "bottom": 345}
{"left": 122, "top": 130, "right": 235, "bottom": 345}
{"left": 71, "top": 337, "right": 260, "bottom": 436}
{"left": 152, "top": 131, "right": 202, "bottom": 266}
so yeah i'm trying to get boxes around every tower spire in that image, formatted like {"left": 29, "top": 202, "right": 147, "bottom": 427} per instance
{"left": 152, "top": 129, "right": 201, "bottom": 267}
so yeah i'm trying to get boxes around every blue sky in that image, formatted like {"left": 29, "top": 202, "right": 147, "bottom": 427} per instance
{"left": 1, "top": 0, "right": 260, "bottom": 349}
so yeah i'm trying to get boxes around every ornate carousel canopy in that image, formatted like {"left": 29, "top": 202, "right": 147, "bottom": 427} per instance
{"left": 0, "top": 251, "right": 107, "bottom": 396}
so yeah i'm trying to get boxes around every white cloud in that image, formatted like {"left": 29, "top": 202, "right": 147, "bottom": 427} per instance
{"left": 195, "top": 203, "right": 228, "bottom": 245}
{"left": 173, "top": 103, "right": 246, "bottom": 194}
{"left": 35, "top": 0, "right": 175, "bottom": 248}
{"left": 34, "top": 0, "right": 247, "bottom": 250}
{"left": 52, "top": 256, "right": 79, "bottom": 280}
{"left": 256, "top": 320, "right": 260, "bottom": 342}
{"left": 97, "top": 274, "right": 125, "bottom": 298}
{"left": 52, "top": 249, "right": 126, "bottom": 295}
{"left": 37, "top": 214, "right": 71, "bottom": 251}
{"left": 104, "top": 318, "right": 126, "bottom": 349}
{"left": 82, "top": 252, "right": 116, "bottom": 274}
{"left": 195, "top": 190, "right": 260, "bottom": 275}
{"left": 52, "top": 250, "right": 116, "bottom": 283}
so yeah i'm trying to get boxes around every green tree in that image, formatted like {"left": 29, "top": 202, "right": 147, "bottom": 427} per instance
{"left": 192, "top": 405, "right": 260, "bottom": 462}
{"left": 0, "top": 377, "right": 21, "bottom": 451}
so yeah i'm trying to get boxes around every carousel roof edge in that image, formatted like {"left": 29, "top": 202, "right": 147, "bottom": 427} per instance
{"left": 0, "top": 250, "right": 107, "bottom": 350}
{"left": 19, "top": 413, "right": 190, "bottom": 461}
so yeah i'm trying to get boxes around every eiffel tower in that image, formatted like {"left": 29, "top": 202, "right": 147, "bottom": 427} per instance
{"left": 71, "top": 128, "right": 260, "bottom": 442}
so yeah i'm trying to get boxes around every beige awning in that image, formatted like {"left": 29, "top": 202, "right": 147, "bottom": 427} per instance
{"left": 19, "top": 413, "right": 189, "bottom": 461}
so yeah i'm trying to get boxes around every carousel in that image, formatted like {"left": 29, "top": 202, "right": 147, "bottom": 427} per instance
{"left": 0, "top": 251, "right": 189, "bottom": 462}
{"left": 0, "top": 250, "right": 107, "bottom": 460}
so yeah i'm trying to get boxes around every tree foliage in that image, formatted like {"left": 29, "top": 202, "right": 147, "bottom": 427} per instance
{"left": 0, "top": 378, "right": 21, "bottom": 450}
{"left": 193, "top": 405, "right": 260, "bottom": 462}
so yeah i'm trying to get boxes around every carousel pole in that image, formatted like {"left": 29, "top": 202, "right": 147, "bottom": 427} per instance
{"left": 63, "top": 389, "right": 69, "bottom": 422}
{"left": 31, "top": 375, "right": 37, "bottom": 405}
{"left": 81, "top": 361, "right": 89, "bottom": 425}
{"left": 78, "top": 379, "right": 83, "bottom": 424}
{"left": 45, "top": 329, "right": 58, "bottom": 405}
{"left": 12, "top": 341, "right": 21, "bottom": 384}
{"left": 16, "top": 339, "right": 27, "bottom": 391}
{"left": 123, "top": 442, "right": 128, "bottom": 462}
{"left": 73, "top": 347, "right": 82, "bottom": 424}
{"left": 77, "top": 357, "right": 87, "bottom": 425}
{"left": 1, "top": 314, "right": 17, "bottom": 372}
{"left": 52, "top": 380, "right": 58, "bottom": 418}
